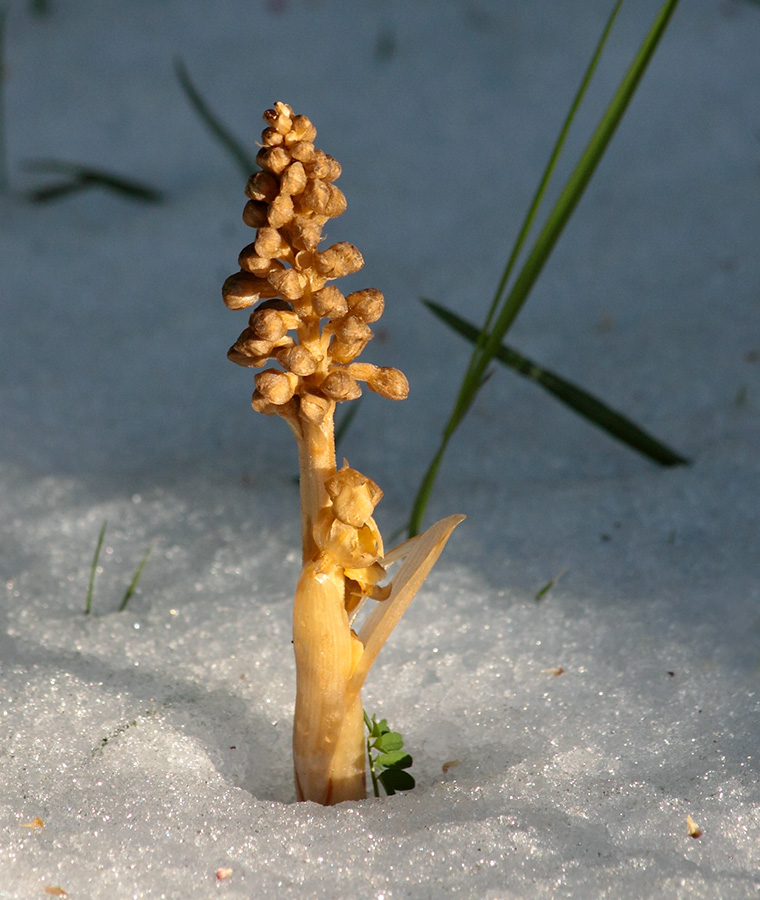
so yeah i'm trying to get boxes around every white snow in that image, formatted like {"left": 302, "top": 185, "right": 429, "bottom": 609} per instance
{"left": 2, "top": 1, "right": 760, "bottom": 897}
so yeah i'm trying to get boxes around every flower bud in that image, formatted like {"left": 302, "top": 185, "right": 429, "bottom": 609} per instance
{"left": 313, "top": 243, "right": 364, "bottom": 279}
{"left": 276, "top": 344, "right": 318, "bottom": 376}
{"left": 335, "top": 316, "right": 372, "bottom": 344}
{"left": 367, "top": 366, "right": 409, "bottom": 400}
{"left": 255, "top": 369, "right": 299, "bottom": 405}
{"left": 308, "top": 150, "right": 342, "bottom": 182}
{"left": 223, "top": 272, "right": 277, "bottom": 309}
{"left": 280, "top": 160, "right": 308, "bottom": 195}
{"left": 346, "top": 289, "right": 384, "bottom": 323}
{"left": 312, "top": 286, "right": 348, "bottom": 318}
{"left": 287, "top": 115, "right": 317, "bottom": 144}
{"left": 268, "top": 193, "right": 295, "bottom": 228}
{"left": 266, "top": 267, "right": 307, "bottom": 301}
{"left": 242, "top": 200, "right": 269, "bottom": 229}
{"left": 254, "top": 227, "right": 290, "bottom": 259}
{"left": 261, "top": 126, "right": 284, "bottom": 146}
{"left": 239, "top": 245, "right": 282, "bottom": 276}
{"left": 289, "top": 141, "right": 315, "bottom": 164}
{"left": 245, "top": 171, "right": 279, "bottom": 203}
{"left": 320, "top": 369, "right": 362, "bottom": 402}
{"left": 262, "top": 102, "right": 293, "bottom": 134}
{"left": 299, "top": 393, "right": 332, "bottom": 425}
{"left": 325, "top": 465, "right": 383, "bottom": 528}
{"left": 298, "top": 180, "right": 346, "bottom": 218}
{"left": 288, "top": 220, "right": 323, "bottom": 252}
{"left": 250, "top": 308, "right": 298, "bottom": 341}
{"left": 256, "top": 146, "right": 291, "bottom": 175}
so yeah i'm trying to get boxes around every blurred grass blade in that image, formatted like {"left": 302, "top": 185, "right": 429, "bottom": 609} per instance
{"left": 408, "top": 0, "right": 680, "bottom": 536}
{"left": 85, "top": 521, "right": 107, "bottom": 615}
{"left": 118, "top": 544, "right": 152, "bottom": 612}
{"left": 24, "top": 159, "right": 162, "bottom": 203}
{"left": 425, "top": 300, "right": 689, "bottom": 466}
{"left": 175, "top": 58, "right": 256, "bottom": 178}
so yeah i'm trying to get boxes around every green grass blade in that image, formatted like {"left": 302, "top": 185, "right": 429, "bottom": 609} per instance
{"left": 118, "top": 544, "right": 152, "bottom": 612}
{"left": 174, "top": 58, "right": 256, "bottom": 178}
{"left": 85, "top": 521, "right": 107, "bottom": 615}
{"left": 408, "top": 0, "right": 680, "bottom": 536}
{"left": 425, "top": 300, "right": 689, "bottom": 466}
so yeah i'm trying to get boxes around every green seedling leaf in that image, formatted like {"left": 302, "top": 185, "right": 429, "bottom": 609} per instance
{"left": 425, "top": 300, "right": 689, "bottom": 467}
{"left": 374, "top": 732, "right": 404, "bottom": 753}
{"left": 379, "top": 768, "right": 415, "bottom": 794}
{"left": 24, "top": 159, "right": 162, "bottom": 203}
{"left": 174, "top": 58, "right": 256, "bottom": 179}
{"left": 364, "top": 711, "right": 416, "bottom": 797}
{"left": 408, "top": 0, "right": 680, "bottom": 536}
{"left": 375, "top": 750, "right": 412, "bottom": 769}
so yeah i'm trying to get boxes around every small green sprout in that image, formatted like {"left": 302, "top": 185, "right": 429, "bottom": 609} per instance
{"left": 85, "top": 520, "right": 108, "bottom": 615}
{"left": 84, "top": 521, "right": 152, "bottom": 614}
{"left": 118, "top": 543, "right": 153, "bottom": 612}
{"left": 364, "top": 711, "right": 415, "bottom": 797}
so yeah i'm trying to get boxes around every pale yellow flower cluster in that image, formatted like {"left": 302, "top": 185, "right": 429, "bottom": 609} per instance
{"left": 223, "top": 101, "right": 408, "bottom": 420}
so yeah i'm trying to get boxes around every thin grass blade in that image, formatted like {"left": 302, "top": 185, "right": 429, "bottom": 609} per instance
{"left": 24, "top": 159, "right": 162, "bottom": 203}
{"left": 409, "top": 0, "right": 680, "bottom": 536}
{"left": 85, "top": 521, "right": 107, "bottom": 615}
{"left": 174, "top": 59, "right": 256, "bottom": 178}
{"left": 118, "top": 544, "right": 152, "bottom": 612}
{"left": 425, "top": 300, "right": 689, "bottom": 466}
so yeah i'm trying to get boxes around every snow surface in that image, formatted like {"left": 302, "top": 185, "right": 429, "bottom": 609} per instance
{"left": 2, "top": 0, "right": 760, "bottom": 897}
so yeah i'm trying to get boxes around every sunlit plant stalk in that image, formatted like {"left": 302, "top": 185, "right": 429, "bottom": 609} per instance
{"left": 223, "top": 103, "right": 462, "bottom": 805}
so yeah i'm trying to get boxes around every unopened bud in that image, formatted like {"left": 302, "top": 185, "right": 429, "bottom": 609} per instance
{"left": 335, "top": 316, "right": 372, "bottom": 344}
{"left": 288, "top": 220, "right": 323, "bottom": 252}
{"left": 367, "top": 366, "right": 409, "bottom": 400}
{"left": 256, "top": 146, "right": 291, "bottom": 175}
{"left": 287, "top": 115, "right": 317, "bottom": 144}
{"left": 313, "top": 243, "right": 364, "bottom": 279}
{"left": 289, "top": 141, "right": 315, "bottom": 164}
{"left": 267, "top": 193, "right": 295, "bottom": 228}
{"left": 223, "top": 272, "right": 277, "bottom": 309}
{"left": 308, "top": 150, "right": 342, "bottom": 182}
{"left": 250, "top": 308, "right": 298, "bottom": 341}
{"left": 299, "top": 180, "right": 346, "bottom": 218}
{"left": 254, "top": 227, "right": 290, "bottom": 260}
{"left": 262, "top": 102, "right": 293, "bottom": 135}
{"left": 242, "top": 200, "right": 269, "bottom": 229}
{"left": 346, "top": 289, "right": 384, "bottom": 323}
{"left": 280, "top": 161, "right": 308, "bottom": 196}
{"left": 255, "top": 369, "right": 299, "bottom": 405}
{"left": 261, "top": 126, "right": 284, "bottom": 147}
{"left": 325, "top": 465, "right": 383, "bottom": 527}
{"left": 276, "top": 344, "right": 318, "bottom": 376}
{"left": 239, "top": 245, "right": 282, "bottom": 277}
{"left": 266, "top": 267, "right": 307, "bottom": 301}
{"left": 320, "top": 369, "right": 362, "bottom": 402}
{"left": 312, "top": 286, "right": 348, "bottom": 318}
{"left": 299, "top": 393, "right": 332, "bottom": 425}
{"left": 245, "top": 171, "right": 279, "bottom": 203}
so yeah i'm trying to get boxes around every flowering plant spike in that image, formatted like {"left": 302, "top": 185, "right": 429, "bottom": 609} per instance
{"left": 223, "top": 102, "right": 463, "bottom": 805}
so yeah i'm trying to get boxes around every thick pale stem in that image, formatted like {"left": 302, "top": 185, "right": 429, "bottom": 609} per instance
{"left": 292, "top": 560, "right": 366, "bottom": 803}
{"left": 290, "top": 407, "right": 336, "bottom": 564}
